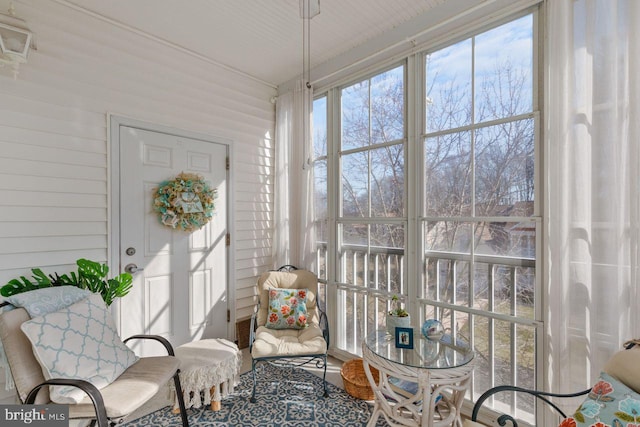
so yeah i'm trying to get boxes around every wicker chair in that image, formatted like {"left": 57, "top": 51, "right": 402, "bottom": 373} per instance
{"left": 248, "top": 265, "right": 330, "bottom": 402}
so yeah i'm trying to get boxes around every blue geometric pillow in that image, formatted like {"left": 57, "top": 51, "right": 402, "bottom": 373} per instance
{"left": 20, "top": 293, "right": 139, "bottom": 403}
{"left": 265, "top": 288, "right": 309, "bottom": 329}
{"left": 559, "top": 372, "right": 640, "bottom": 427}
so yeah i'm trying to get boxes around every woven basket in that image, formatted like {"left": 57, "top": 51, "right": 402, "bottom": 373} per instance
{"left": 341, "top": 358, "right": 379, "bottom": 400}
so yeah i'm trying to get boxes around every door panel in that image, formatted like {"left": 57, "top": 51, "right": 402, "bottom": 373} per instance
{"left": 118, "top": 125, "right": 228, "bottom": 355}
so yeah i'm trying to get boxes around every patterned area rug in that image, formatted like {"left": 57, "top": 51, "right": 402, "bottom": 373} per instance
{"left": 123, "top": 363, "right": 387, "bottom": 427}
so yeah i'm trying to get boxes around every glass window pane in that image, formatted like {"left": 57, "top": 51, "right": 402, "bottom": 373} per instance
{"left": 370, "top": 224, "right": 404, "bottom": 293}
{"left": 426, "top": 259, "right": 470, "bottom": 306}
{"left": 342, "top": 80, "right": 370, "bottom": 150}
{"left": 474, "top": 15, "right": 533, "bottom": 123}
{"left": 425, "top": 131, "right": 472, "bottom": 217}
{"left": 371, "top": 66, "right": 404, "bottom": 144}
{"left": 340, "top": 223, "right": 367, "bottom": 286}
{"left": 493, "top": 265, "right": 514, "bottom": 315}
{"left": 474, "top": 219, "right": 536, "bottom": 259}
{"left": 337, "top": 288, "right": 357, "bottom": 352}
{"left": 342, "top": 151, "right": 369, "bottom": 217}
{"left": 494, "top": 319, "right": 514, "bottom": 384}
{"left": 371, "top": 144, "right": 404, "bottom": 217}
{"left": 315, "top": 222, "right": 327, "bottom": 280}
{"left": 426, "top": 39, "right": 472, "bottom": 132}
{"left": 473, "top": 263, "right": 490, "bottom": 307}
{"left": 425, "top": 221, "right": 473, "bottom": 254}
{"left": 515, "top": 266, "right": 535, "bottom": 319}
{"left": 314, "top": 159, "right": 327, "bottom": 219}
{"left": 313, "top": 96, "right": 327, "bottom": 158}
{"left": 472, "top": 315, "right": 491, "bottom": 394}
{"left": 474, "top": 119, "right": 535, "bottom": 215}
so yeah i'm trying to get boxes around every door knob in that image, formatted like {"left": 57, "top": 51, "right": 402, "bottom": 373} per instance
{"left": 124, "top": 263, "right": 144, "bottom": 274}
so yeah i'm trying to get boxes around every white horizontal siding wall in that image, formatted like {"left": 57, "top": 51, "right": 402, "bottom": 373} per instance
{"left": 0, "top": 0, "right": 273, "bottom": 402}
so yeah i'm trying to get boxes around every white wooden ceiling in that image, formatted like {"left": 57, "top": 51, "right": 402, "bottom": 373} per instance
{"left": 57, "top": 0, "right": 468, "bottom": 88}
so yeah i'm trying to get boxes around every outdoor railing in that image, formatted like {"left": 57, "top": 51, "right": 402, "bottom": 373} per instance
{"left": 316, "top": 241, "right": 541, "bottom": 424}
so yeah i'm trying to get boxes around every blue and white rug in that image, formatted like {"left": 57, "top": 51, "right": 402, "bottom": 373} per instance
{"left": 123, "top": 363, "right": 387, "bottom": 427}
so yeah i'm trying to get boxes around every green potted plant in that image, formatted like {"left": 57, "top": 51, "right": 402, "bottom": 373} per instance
{"left": 386, "top": 294, "right": 411, "bottom": 335}
{"left": 0, "top": 258, "right": 133, "bottom": 306}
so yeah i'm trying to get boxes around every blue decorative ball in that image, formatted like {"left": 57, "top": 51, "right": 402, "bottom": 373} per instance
{"left": 421, "top": 319, "right": 444, "bottom": 341}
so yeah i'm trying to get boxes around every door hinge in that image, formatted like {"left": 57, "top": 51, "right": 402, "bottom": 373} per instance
{"left": 226, "top": 157, "right": 230, "bottom": 170}
{"left": 226, "top": 233, "right": 231, "bottom": 246}
{"left": 227, "top": 309, "right": 231, "bottom": 322}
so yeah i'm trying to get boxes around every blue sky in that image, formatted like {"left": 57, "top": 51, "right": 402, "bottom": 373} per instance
{"left": 313, "top": 13, "right": 534, "bottom": 155}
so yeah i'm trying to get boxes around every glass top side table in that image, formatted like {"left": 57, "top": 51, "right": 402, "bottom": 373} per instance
{"left": 362, "top": 329, "right": 475, "bottom": 427}
{"left": 364, "top": 329, "right": 474, "bottom": 370}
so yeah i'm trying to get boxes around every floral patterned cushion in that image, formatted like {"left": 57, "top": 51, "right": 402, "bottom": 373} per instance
{"left": 265, "top": 288, "right": 309, "bottom": 330}
{"left": 559, "top": 372, "right": 640, "bottom": 427}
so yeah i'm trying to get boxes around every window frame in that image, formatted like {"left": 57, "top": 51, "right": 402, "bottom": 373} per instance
{"left": 310, "top": 5, "right": 544, "bottom": 423}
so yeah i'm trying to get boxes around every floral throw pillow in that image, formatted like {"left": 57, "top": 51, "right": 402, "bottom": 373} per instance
{"left": 265, "top": 288, "right": 309, "bottom": 330}
{"left": 559, "top": 372, "right": 640, "bottom": 427}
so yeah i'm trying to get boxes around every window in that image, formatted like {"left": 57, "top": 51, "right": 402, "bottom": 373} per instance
{"left": 337, "top": 65, "right": 406, "bottom": 354}
{"left": 312, "top": 9, "right": 540, "bottom": 422}
{"left": 422, "top": 14, "right": 539, "bottom": 421}
{"left": 313, "top": 95, "right": 328, "bottom": 281}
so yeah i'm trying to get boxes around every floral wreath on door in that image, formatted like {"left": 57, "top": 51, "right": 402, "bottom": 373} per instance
{"left": 153, "top": 172, "right": 217, "bottom": 232}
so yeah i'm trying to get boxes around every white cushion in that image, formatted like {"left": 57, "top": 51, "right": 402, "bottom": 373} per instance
{"left": 251, "top": 324, "right": 327, "bottom": 359}
{"left": 603, "top": 345, "right": 640, "bottom": 393}
{"left": 20, "top": 293, "right": 139, "bottom": 404}
{"left": 462, "top": 421, "right": 487, "bottom": 427}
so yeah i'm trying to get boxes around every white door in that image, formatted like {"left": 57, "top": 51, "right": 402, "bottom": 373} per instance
{"left": 117, "top": 125, "right": 228, "bottom": 355}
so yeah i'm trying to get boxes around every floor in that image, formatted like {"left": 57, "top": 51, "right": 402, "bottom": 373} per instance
{"left": 101, "top": 346, "right": 348, "bottom": 427}
{"left": 238, "top": 347, "right": 346, "bottom": 389}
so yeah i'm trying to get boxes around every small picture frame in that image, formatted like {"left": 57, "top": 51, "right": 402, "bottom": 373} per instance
{"left": 395, "top": 327, "right": 414, "bottom": 349}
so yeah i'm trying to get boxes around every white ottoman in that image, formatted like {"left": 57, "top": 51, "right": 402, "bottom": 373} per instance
{"left": 172, "top": 338, "right": 242, "bottom": 412}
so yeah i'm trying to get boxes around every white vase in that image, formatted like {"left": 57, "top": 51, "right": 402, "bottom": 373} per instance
{"left": 386, "top": 314, "right": 411, "bottom": 336}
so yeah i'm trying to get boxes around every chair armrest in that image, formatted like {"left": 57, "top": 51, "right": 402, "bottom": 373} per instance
{"left": 26, "top": 379, "right": 109, "bottom": 427}
{"left": 123, "top": 334, "right": 176, "bottom": 356}
{"left": 470, "top": 385, "right": 591, "bottom": 426}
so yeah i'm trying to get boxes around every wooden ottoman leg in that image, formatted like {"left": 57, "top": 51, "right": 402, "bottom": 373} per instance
{"left": 210, "top": 385, "right": 221, "bottom": 411}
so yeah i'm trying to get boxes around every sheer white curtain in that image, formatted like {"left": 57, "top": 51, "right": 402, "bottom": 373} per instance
{"left": 273, "top": 81, "right": 316, "bottom": 270}
{"left": 546, "top": 0, "right": 640, "bottom": 402}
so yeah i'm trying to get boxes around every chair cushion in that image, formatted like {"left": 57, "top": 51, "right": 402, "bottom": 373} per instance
{"left": 69, "top": 356, "right": 180, "bottom": 419}
{"left": 20, "top": 293, "right": 139, "bottom": 404}
{"left": 603, "top": 345, "right": 640, "bottom": 393}
{"left": 251, "top": 324, "right": 327, "bottom": 359}
{"left": 265, "top": 288, "right": 309, "bottom": 330}
{"left": 558, "top": 372, "right": 640, "bottom": 426}
{"left": 0, "top": 307, "right": 49, "bottom": 403}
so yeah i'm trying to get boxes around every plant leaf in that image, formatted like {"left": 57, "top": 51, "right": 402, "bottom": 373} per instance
{"left": 0, "top": 276, "right": 49, "bottom": 297}
{"left": 30, "top": 269, "right": 51, "bottom": 286}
